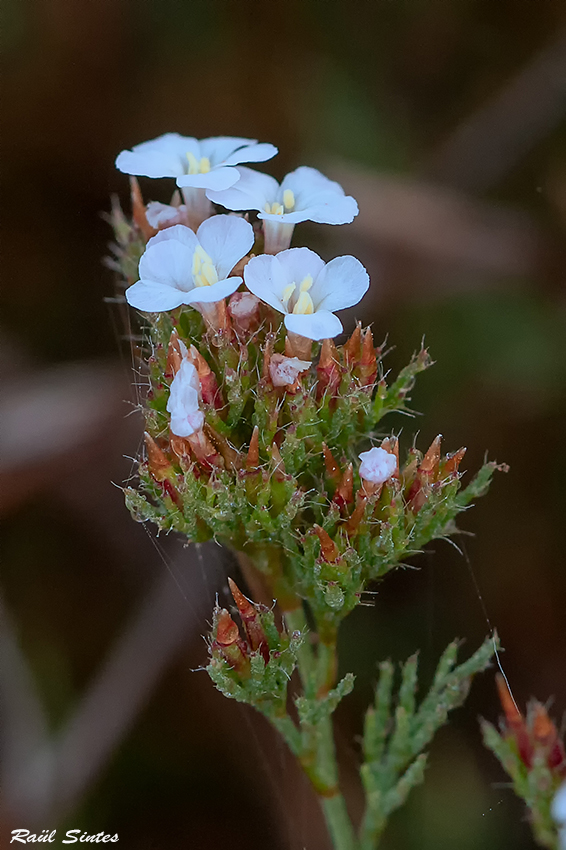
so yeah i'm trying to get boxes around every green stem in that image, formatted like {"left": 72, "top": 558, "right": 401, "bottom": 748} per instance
{"left": 322, "top": 793, "right": 358, "bottom": 850}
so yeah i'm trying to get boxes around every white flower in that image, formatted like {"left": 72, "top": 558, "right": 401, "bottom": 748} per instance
{"left": 166, "top": 359, "right": 204, "bottom": 437}
{"left": 269, "top": 354, "right": 311, "bottom": 387}
{"left": 125, "top": 216, "right": 254, "bottom": 312}
{"left": 553, "top": 782, "right": 566, "bottom": 850}
{"left": 243, "top": 247, "right": 369, "bottom": 340}
{"left": 116, "top": 134, "right": 278, "bottom": 191}
{"left": 358, "top": 447, "right": 397, "bottom": 484}
{"left": 207, "top": 166, "right": 359, "bottom": 253}
{"left": 207, "top": 165, "right": 358, "bottom": 224}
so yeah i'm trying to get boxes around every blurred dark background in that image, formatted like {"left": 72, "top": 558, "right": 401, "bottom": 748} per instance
{"left": 2, "top": 2, "right": 566, "bottom": 848}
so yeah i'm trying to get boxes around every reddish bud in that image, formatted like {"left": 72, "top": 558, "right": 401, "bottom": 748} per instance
{"left": 442, "top": 447, "right": 467, "bottom": 477}
{"left": 316, "top": 338, "right": 341, "bottom": 400}
{"left": 333, "top": 463, "right": 354, "bottom": 513}
{"left": 187, "top": 428, "right": 224, "bottom": 470}
{"left": 496, "top": 674, "right": 533, "bottom": 767}
{"left": 167, "top": 330, "right": 185, "bottom": 376}
{"left": 130, "top": 177, "right": 157, "bottom": 241}
{"left": 228, "top": 578, "right": 269, "bottom": 662}
{"left": 246, "top": 426, "right": 260, "bottom": 470}
{"left": 313, "top": 524, "right": 340, "bottom": 563}
{"left": 344, "top": 492, "right": 368, "bottom": 537}
{"left": 228, "top": 291, "right": 260, "bottom": 334}
{"left": 213, "top": 608, "right": 250, "bottom": 675}
{"left": 187, "top": 345, "right": 222, "bottom": 409}
{"left": 380, "top": 436, "right": 400, "bottom": 478}
{"left": 270, "top": 442, "right": 286, "bottom": 481}
{"left": 262, "top": 335, "right": 275, "bottom": 380}
{"left": 144, "top": 432, "right": 172, "bottom": 482}
{"left": 344, "top": 322, "right": 362, "bottom": 366}
{"left": 322, "top": 443, "right": 341, "bottom": 485}
{"left": 358, "top": 328, "right": 378, "bottom": 386}
{"left": 420, "top": 435, "right": 442, "bottom": 479}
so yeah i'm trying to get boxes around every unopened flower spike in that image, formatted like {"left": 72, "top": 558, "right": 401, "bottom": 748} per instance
{"left": 207, "top": 165, "right": 358, "bottom": 253}
{"left": 243, "top": 246, "right": 369, "bottom": 341}
{"left": 125, "top": 216, "right": 254, "bottom": 313}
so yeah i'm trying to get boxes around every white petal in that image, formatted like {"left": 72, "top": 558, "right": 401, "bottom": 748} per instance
{"left": 199, "top": 136, "right": 258, "bottom": 164}
{"left": 115, "top": 133, "right": 199, "bottom": 178}
{"left": 305, "top": 195, "right": 359, "bottom": 224}
{"left": 206, "top": 167, "right": 279, "bottom": 212}
{"left": 184, "top": 276, "right": 242, "bottom": 305}
{"left": 275, "top": 247, "right": 326, "bottom": 287}
{"left": 146, "top": 224, "right": 198, "bottom": 252}
{"left": 310, "top": 256, "right": 369, "bottom": 312}
{"left": 280, "top": 166, "right": 359, "bottom": 224}
{"left": 258, "top": 209, "right": 312, "bottom": 224}
{"left": 167, "top": 360, "right": 204, "bottom": 437}
{"left": 125, "top": 281, "right": 185, "bottom": 312}
{"left": 553, "top": 783, "right": 566, "bottom": 823}
{"left": 196, "top": 215, "right": 254, "bottom": 280}
{"left": 176, "top": 167, "right": 241, "bottom": 191}
{"left": 282, "top": 166, "right": 345, "bottom": 203}
{"left": 139, "top": 240, "right": 194, "bottom": 292}
{"left": 222, "top": 142, "right": 278, "bottom": 167}
{"left": 284, "top": 310, "right": 343, "bottom": 341}
{"left": 244, "top": 254, "right": 289, "bottom": 313}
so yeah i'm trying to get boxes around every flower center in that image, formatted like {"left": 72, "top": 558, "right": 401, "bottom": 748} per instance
{"left": 281, "top": 275, "right": 314, "bottom": 314}
{"left": 192, "top": 245, "right": 218, "bottom": 288}
{"left": 263, "top": 190, "right": 296, "bottom": 217}
{"left": 186, "top": 152, "right": 211, "bottom": 175}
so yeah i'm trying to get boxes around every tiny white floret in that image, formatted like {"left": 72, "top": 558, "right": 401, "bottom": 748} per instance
{"left": 358, "top": 447, "right": 397, "bottom": 484}
{"left": 125, "top": 216, "right": 254, "bottom": 313}
{"left": 243, "top": 247, "right": 369, "bottom": 341}
{"left": 116, "top": 134, "right": 278, "bottom": 191}
{"left": 145, "top": 201, "right": 190, "bottom": 229}
{"left": 167, "top": 359, "right": 204, "bottom": 438}
{"left": 269, "top": 354, "right": 311, "bottom": 387}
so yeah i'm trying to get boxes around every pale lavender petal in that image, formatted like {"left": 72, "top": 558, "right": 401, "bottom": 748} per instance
{"left": 176, "top": 167, "right": 241, "bottom": 191}
{"left": 146, "top": 223, "right": 198, "bottom": 251}
{"left": 139, "top": 240, "right": 194, "bottom": 292}
{"left": 275, "top": 247, "right": 325, "bottom": 288}
{"left": 244, "top": 254, "right": 289, "bottom": 313}
{"left": 310, "top": 256, "right": 369, "bottom": 312}
{"left": 284, "top": 310, "right": 343, "bottom": 341}
{"left": 200, "top": 136, "right": 258, "bottom": 164}
{"left": 196, "top": 215, "right": 254, "bottom": 279}
{"left": 207, "top": 167, "right": 279, "bottom": 212}
{"left": 125, "top": 281, "right": 186, "bottom": 312}
{"left": 222, "top": 142, "right": 278, "bottom": 167}
{"left": 184, "top": 276, "right": 242, "bottom": 305}
{"left": 115, "top": 133, "right": 199, "bottom": 178}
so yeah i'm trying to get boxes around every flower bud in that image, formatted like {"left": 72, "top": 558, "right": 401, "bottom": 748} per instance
{"left": 269, "top": 354, "right": 311, "bottom": 389}
{"left": 344, "top": 322, "right": 362, "bottom": 367}
{"left": 313, "top": 524, "right": 340, "bottom": 563}
{"left": 144, "top": 432, "right": 172, "bottom": 482}
{"left": 333, "top": 463, "right": 354, "bottom": 513}
{"left": 129, "top": 177, "right": 156, "bottom": 241}
{"left": 316, "top": 338, "right": 341, "bottom": 400}
{"left": 212, "top": 608, "right": 250, "bottom": 675}
{"left": 322, "top": 443, "right": 342, "bottom": 485}
{"left": 358, "top": 328, "right": 378, "bottom": 386}
{"left": 228, "top": 578, "right": 269, "bottom": 662}
{"left": 228, "top": 291, "right": 261, "bottom": 334}
{"left": 187, "top": 344, "right": 222, "bottom": 409}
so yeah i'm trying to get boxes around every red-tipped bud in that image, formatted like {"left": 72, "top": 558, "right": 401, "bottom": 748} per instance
{"left": 496, "top": 674, "right": 533, "bottom": 767}
{"left": 228, "top": 578, "right": 269, "bottom": 662}
{"left": 316, "top": 338, "right": 341, "bottom": 400}
{"left": 262, "top": 335, "right": 275, "bottom": 380}
{"left": 130, "top": 177, "right": 157, "bottom": 241}
{"left": 313, "top": 524, "right": 340, "bottom": 563}
{"left": 420, "top": 435, "right": 442, "bottom": 479}
{"left": 246, "top": 426, "right": 260, "bottom": 470}
{"left": 270, "top": 442, "right": 286, "bottom": 481}
{"left": 167, "top": 329, "right": 185, "bottom": 376}
{"left": 322, "top": 443, "right": 342, "bottom": 485}
{"left": 206, "top": 426, "right": 241, "bottom": 471}
{"left": 144, "top": 432, "right": 172, "bottom": 482}
{"left": 285, "top": 332, "right": 312, "bottom": 360}
{"left": 442, "top": 447, "right": 467, "bottom": 477}
{"left": 213, "top": 608, "right": 250, "bottom": 675}
{"left": 186, "top": 429, "right": 224, "bottom": 470}
{"left": 358, "top": 328, "right": 378, "bottom": 386}
{"left": 228, "top": 291, "right": 261, "bottom": 334}
{"left": 344, "top": 492, "right": 368, "bottom": 537}
{"left": 344, "top": 322, "right": 362, "bottom": 366}
{"left": 187, "top": 344, "right": 222, "bottom": 409}
{"left": 269, "top": 353, "right": 311, "bottom": 391}
{"left": 333, "top": 463, "right": 354, "bottom": 513}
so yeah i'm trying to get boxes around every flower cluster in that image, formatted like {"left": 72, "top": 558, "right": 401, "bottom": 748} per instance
{"left": 110, "top": 132, "right": 504, "bottom": 850}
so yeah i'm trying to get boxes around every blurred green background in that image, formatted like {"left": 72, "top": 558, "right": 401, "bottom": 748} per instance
{"left": 2, "top": 1, "right": 566, "bottom": 848}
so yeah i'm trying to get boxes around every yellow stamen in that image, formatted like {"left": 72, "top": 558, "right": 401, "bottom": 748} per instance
{"left": 281, "top": 283, "right": 296, "bottom": 307}
{"left": 192, "top": 246, "right": 218, "bottom": 287}
{"left": 186, "top": 152, "right": 212, "bottom": 174}
{"left": 299, "top": 274, "right": 313, "bottom": 292}
{"left": 293, "top": 291, "right": 314, "bottom": 315}
{"left": 283, "top": 189, "right": 295, "bottom": 211}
